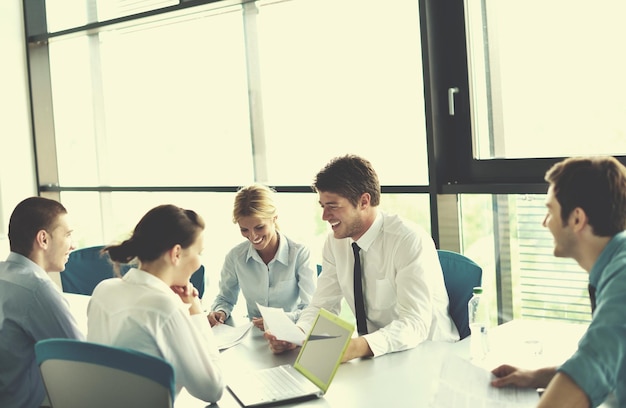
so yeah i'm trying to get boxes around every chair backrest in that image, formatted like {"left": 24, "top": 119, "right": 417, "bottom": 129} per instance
{"left": 35, "top": 338, "right": 175, "bottom": 408}
{"left": 437, "top": 249, "right": 483, "bottom": 340}
{"left": 61, "top": 245, "right": 205, "bottom": 298}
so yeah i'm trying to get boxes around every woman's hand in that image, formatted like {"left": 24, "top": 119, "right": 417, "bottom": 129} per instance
{"left": 171, "top": 283, "right": 203, "bottom": 315}
{"left": 208, "top": 310, "right": 227, "bottom": 327}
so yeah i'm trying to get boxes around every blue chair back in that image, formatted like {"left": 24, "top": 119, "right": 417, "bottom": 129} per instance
{"left": 36, "top": 338, "right": 175, "bottom": 408}
{"left": 62, "top": 245, "right": 205, "bottom": 297}
{"left": 437, "top": 250, "right": 483, "bottom": 339}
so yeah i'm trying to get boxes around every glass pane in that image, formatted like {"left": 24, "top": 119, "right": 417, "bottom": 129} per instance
{"left": 61, "top": 191, "right": 430, "bottom": 307}
{"left": 257, "top": 0, "right": 429, "bottom": 185}
{"left": 46, "top": 0, "right": 178, "bottom": 32}
{"left": 459, "top": 193, "right": 591, "bottom": 324}
{"left": 61, "top": 191, "right": 241, "bottom": 289}
{"left": 466, "top": 0, "right": 626, "bottom": 159}
{"left": 49, "top": 6, "right": 253, "bottom": 186}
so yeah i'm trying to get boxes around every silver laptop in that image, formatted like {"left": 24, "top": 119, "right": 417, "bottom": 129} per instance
{"left": 227, "top": 309, "right": 354, "bottom": 407}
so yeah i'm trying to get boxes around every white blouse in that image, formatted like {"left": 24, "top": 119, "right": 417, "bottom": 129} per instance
{"left": 87, "top": 268, "right": 223, "bottom": 403}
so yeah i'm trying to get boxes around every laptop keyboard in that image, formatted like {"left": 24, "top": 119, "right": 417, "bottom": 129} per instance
{"left": 256, "top": 365, "right": 311, "bottom": 400}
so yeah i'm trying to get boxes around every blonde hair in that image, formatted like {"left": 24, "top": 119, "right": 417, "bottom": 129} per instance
{"left": 232, "top": 184, "right": 279, "bottom": 230}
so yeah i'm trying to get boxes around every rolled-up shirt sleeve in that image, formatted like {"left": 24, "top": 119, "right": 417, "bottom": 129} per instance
{"left": 558, "top": 262, "right": 626, "bottom": 407}
{"left": 362, "top": 232, "right": 433, "bottom": 356}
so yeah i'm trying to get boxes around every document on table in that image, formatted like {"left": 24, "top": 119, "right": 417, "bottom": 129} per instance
{"left": 212, "top": 322, "right": 253, "bottom": 351}
{"left": 430, "top": 354, "right": 540, "bottom": 408}
{"left": 257, "top": 303, "right": 306, "bottom": 346}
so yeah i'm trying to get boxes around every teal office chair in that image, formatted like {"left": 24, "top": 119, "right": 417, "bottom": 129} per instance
{"left": 437, "top": 250, "right": 483, "bottom": 340}
{"left": 36, "top": 338, "right": 175, "bottom": 408}
{"left": 61, "top": 245, "right": 205, "bottom": 298}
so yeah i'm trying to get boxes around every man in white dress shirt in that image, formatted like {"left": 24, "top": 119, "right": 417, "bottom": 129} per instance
{"left": 265, "top": 155, "right": 458, "bottom": 361}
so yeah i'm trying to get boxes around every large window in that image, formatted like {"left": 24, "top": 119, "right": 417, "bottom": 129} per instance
{"left": 459, "top": 194, "right": 591, "bottom": 324}
{"left": 465, "top": 0, "right": 626, "bottom": 160}
{"left": 49, "top": 6, "right": 253, "bottom": 186}
{"left": 24, "top": 0, "right": 622, "bottom": 325}
{"left": 28, "top": 0, "right": 431, "bottom": 305}
{"left": 256, "top": 0, "right": 428, "bottom": 185}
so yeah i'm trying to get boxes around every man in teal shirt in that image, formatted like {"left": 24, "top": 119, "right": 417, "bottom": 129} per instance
{"left": 491, "top": 156, "right": 626, "bottom": 407}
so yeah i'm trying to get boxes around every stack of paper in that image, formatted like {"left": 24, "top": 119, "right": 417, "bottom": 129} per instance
{"left": 430, "top": 354, "right": 540, "bottom": 408}
{"left": 212, "top": 322, "right": 253, "bottom": 351}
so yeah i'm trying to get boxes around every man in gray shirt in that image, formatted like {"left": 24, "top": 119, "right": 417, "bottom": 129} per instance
{"left": 0, "top": 197, "right": 84, "bottom": 408}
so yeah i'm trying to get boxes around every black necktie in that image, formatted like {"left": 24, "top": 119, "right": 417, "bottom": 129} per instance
{"left": 352, "top": 242, "right": 368, "bottom": 335}
{"left": 588, "top": 284, "right": 597, "bottom": 315}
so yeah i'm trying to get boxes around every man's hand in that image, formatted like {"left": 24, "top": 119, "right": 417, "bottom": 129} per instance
{"left": 491, "top": 364, "right": 556, "bottom": 389}
{"left": 263, "top": 331, "right": 297, "bottom": 354}
{"left": 341, "top": 337, "right": 373, "bottom": 362}
{"left": 252, "top": 317, "right": 265, "bottom": 331}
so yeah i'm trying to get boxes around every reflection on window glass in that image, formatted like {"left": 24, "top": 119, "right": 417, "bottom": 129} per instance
{"left": 45, "top": 0, "right": 178, "bottom": 32}
{"left": 460, "top": 194, "right": 591, "bottom": 324}
{"left": 61, "top": 191, "right": 240, "bottom": 289}
{"left": 49, "top": 6, "right": 253, "bottom": 186}
{"left": 257, "top": 0, "right": 428, "bottom": 185}
{"left": 466, "top": 0, "right": 626, "bottom": 159}
{"left": 61, "top": 191, "right": 430, "bottom": 306}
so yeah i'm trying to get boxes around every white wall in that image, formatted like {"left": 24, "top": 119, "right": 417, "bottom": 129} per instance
{"left": 0, "top": 1, "right": 38, "bottom": 258}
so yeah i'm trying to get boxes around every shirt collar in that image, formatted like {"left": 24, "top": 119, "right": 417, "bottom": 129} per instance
{"left": 7, "top": 251, "right": 49, "bottom": 280}
{"left": 589, "top": 230, "right": 626, "bottom": 287}
{"left": 352, "top": 210, "right": 383, "bottom": 252}
{"left": 246, "top": 232, "right": 288, "bottom": 265}
{"left": 122, "top": 268, "right": 191, "bottom": 311}
{"left": 122, "top": 268, "right": 182, "bottom": 299}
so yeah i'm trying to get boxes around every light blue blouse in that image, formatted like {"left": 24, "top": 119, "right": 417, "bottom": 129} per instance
{"left": 558, "top": 231, "right": 626, "bottom": 407}
{"left": 210, "top": 232, "right": 316, "bottom": 322}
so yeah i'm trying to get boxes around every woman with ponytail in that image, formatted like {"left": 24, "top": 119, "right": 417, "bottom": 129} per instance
{"left": 86, "top": 204, "right": 223, "bottom": 403}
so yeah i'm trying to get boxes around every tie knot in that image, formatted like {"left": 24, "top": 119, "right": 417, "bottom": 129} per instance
{"left": 352, "top": 242, "right": 360, "bottom": 254}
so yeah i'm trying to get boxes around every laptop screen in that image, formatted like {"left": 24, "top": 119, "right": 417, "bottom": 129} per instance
{"left": 293, "top": 309, "right": 354, "bottom": 393}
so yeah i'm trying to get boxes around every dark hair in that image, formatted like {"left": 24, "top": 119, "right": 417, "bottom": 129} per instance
{"left": 103, "top": 205, "right": 205, "bottom": 264}
{"left": 8, "top": 196, "right": 68, "bottom": 257}
{"left": 545, "top": 156, "right": 626, "bottom": 237}
{"left": 312, "top": 154, "right": 381, "bottom": 208}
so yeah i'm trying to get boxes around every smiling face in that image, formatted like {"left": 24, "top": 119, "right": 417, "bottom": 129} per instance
{"left": 46, "top": 213, "right": 75, "bottom": 273}
{"left": 543, "top": 185, "right": 577, "bottom": 258}
{"left": 318, "top": 191, "right": 367, "bottom": 240}
{"left": 238, "top": 215, "right": 278, "bottom": 254}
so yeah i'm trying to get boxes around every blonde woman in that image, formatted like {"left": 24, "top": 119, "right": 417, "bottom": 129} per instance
{"left": 208, "top": 184, "right": 316, "bottom": 330}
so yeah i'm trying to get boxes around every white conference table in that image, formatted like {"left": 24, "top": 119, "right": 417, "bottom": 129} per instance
{"left": 64, "top": 293, "right": 604, "bottom": 408}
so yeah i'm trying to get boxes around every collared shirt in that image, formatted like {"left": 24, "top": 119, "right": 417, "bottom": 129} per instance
{"left": 0, "top": 252, "right": 84, "bottom": 408}
{"left": 87, "top": 268, "right": 224, "bottom": 403}
{"left": 298, "top": 211, "right": 459, "bottom": 357}
{"left": 558, "top": 231, "right": 626, "bottom": 407}
{"left": 211, "top": 232, "right": 316, "bottom": 322}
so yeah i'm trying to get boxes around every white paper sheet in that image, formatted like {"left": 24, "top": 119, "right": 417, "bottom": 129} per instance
{"left": 257, "top": 303, "right": 306, "bottom": 346}
{"left": 212, "top": 322, "right": 253, "bottom": 350}
{"left": 430, "top": 354, "right": 540, "bottom": 408}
